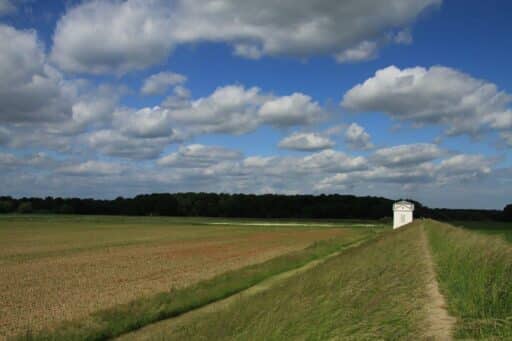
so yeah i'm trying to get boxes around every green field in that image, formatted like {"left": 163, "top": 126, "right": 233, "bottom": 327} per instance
{"left": 2, "top": 215, "right": 511, "bottom": 340}
{"left": 451, "top": 220, "right": 512, "bottom": 243}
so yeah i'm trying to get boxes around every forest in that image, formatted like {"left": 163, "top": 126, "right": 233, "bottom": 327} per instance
{"left": 0, "top": 193, "right": 510, "bottom": 221}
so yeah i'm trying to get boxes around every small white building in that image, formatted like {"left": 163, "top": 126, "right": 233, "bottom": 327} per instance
{"left": 393, "top": 200, "right": 414, "bottom": 229}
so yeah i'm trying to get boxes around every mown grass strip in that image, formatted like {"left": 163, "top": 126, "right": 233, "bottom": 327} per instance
{"left": 16, "top": 231, "right": 377, "bottom": 341}
{"left": 425, "top": 220, "right": 512, "bottom": 339}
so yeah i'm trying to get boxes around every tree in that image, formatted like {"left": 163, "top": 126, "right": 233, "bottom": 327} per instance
{"left": 0, "top": 200, "right": 13, "bottom": 213}
{"left": 17, "top": 202, "right": 33, "bottom": 214}
{"left": 504, "top": 204, "right": 512, "bottom": 221}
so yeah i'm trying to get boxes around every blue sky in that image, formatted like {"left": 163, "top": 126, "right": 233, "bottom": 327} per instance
{"left": 0, "top": 0, "right": 511, "bottom": 209}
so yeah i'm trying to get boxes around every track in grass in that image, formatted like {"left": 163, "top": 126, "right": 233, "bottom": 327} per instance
{"left": 419, "top": 221, "right": 456, "bottom": 339}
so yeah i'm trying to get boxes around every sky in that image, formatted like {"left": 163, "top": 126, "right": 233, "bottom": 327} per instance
{"left": 0, "top": 0, "right": 511, "bottom": 209}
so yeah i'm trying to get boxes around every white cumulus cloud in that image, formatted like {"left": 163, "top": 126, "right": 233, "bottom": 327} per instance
{"left": 141, "top": 71, "right": 187, "bottom": 95}
{"left": 372, "top": 143, "right": 443, "bottom": 167}
{"left": 51, "top": 0, "right": 174, "bottom": 74}
{"left": 342, "top": 65, "right": 512, "bottom": 139}
{"left": 51, "top": 0, "right": 440, "bottom": 74}
{"left": 278, "top": 132, "right": 334, "bottom": 151}
{"left": 259, "top": 93, "right": 323, "bottom": 126}
{"left": 0, "top": 24, "right": 73, "bottom": 123}
{"left": 345, "top": 123, "right": 373, "bottom": 150}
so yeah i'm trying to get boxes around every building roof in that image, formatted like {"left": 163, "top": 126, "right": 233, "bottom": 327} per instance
{"left": 393, "top": 200, "right": 415, "bottom": 211}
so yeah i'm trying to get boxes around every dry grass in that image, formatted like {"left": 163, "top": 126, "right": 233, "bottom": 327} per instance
{"left": 0, "top": 215, "right": 366, "bottom": 339}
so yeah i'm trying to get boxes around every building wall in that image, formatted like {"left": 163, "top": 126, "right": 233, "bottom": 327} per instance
{"left": 393, "top": 210, "right": 413, "bottom": 229}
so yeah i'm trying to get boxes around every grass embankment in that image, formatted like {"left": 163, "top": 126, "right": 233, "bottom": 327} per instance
{"left": 17, "top": 231, "right": 375, "bottom": 341}
{"left": 134, "top": 223, "right": 434, "bottom": 340}
{"left": 425, "top": 220, "right": 512, "bottom": 338}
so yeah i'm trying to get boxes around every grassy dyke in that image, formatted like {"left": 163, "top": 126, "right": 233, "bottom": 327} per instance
{"left": 135, "top": 223, "right": 433, "bottom": 340}
{"left": 425, "top": 220, "right": 512, "bottom": 338}
{"left": 16, "top": 231, "right": 376, "bottom": 341}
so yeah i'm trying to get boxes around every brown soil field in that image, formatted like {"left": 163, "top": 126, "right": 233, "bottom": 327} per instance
{"left": 0, "top": 216, "right": 365, "bottom": 339}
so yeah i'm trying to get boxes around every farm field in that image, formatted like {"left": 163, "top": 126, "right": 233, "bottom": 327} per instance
{"left": 0, "top": 215, "right": 379, "bottom": 339}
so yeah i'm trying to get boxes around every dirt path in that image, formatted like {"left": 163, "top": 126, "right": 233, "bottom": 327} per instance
{"left": 419, "top": 221, "right": 456, "bottom": 340}
{"left": 116, "top": 238, "right": 371, "bottom": 341}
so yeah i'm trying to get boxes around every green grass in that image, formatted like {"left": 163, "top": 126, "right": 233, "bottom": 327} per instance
{"left": 137, "top": 223, "right": 434, "bottom": 340}
{"left": 450, "top": 220, "right": 512, "bottom": 243}
{"left": 425, "top": 220, "right": 512, "bottom": 338}
{"left": 16, "top": 230, "right": 376, "bottom": 341}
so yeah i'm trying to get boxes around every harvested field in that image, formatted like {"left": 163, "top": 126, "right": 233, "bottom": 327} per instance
{"left": 0, "top": 215, "right": 371, "bottom": 339}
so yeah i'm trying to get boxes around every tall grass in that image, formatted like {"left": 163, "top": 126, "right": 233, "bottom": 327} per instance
{"left": 138, "top": 223, "right": 434, "bottom": 340}
{"left": 425, "top": 220, "right": 512, "bottom": 338}
{"left": 16, "top": 232, "right": 375, "bottom": 341}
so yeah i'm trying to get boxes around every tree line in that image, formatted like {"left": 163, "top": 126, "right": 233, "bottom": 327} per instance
{"left": 0, "top": 193, "right": 510, "bottom": 221}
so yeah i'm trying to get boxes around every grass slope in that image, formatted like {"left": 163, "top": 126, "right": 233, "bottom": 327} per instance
{"left": 425, "top": 220, "right": 512, "bottom": 338}
{"left": 16, "top": 231, "right": 375, "bottom": 341}
{"left": 140, "top": 223, "right": 434, "bottom": 340}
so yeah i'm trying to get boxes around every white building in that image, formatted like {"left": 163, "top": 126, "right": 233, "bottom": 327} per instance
{"left": 393, "top": 200, "right": 414, "bottom": 229}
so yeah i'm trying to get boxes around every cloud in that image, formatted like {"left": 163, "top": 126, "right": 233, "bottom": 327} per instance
{"left": 0, "top": 127, "right": 9, "bottom": 145}
{"left": 278, "top": 132, "right": 334, "bottom": 151}
{"left": 51, "top": 0, "right": 174, "bottom": 74}
{"left": 335, "top": 41, "right": 378, "bottom": 63}
{"left": 160, "top": 85, "right": 323, "bottom": 135}
{"left": 51, "top": 0, "right": 440, "bottom": 74}
{"left": 501, "top": 132, "right": 512, "bottom": 146}
{"left": 300, "top": 149, "right": 368, "bottom": 173}
{"left": 167, "top": 85, "right": 265, "bottom": 134}
{"left": 437, "top": 154, "right": 492, "bottom": 180}
{"left": 372, "top": 143, "right": 443, "bottom": 167}
{"left": 342, "top": 65, "right": 512, "bottom": 139}
{"left": 158, "top": 144, "right": 242, "bottom": 168}
{"left": 393, "top": 29, "right": 413, "bottom": 44}
{"left": 57, "top": 160, "right": 126, "bottom": 176}
{"left": 345, "top": 123, "right": 373, "bottom": 150}
{"left": 0, "top": 24, "right": 72, "bottom": 123}
{"left": 0, "top": 152, "right": 58, "bottom": 171}
{"left": 233, "top": 44, "right": 264, "bottom": 60}
{"left": 50, "top": 85, "right": 121, "bottom": 135}
{"left": 113, "top": 106, "right": 184, "bottom": 139}
{"left": 315, "top": 152, "right": 494, "bottom": 192}
{"left": 0, "top": 0, "right": 15, "bottom": 16}
{"left": 141, "top": 71, "right": 187, "bottom": 95}
{"left": 171, "top": 0, "right": 439, "bottom": 58}
{"left": 86, "top": 130, "right": 178, "bottom": 159}
{"left": 259, "top": 93, "right": 323, "bottom": 126}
